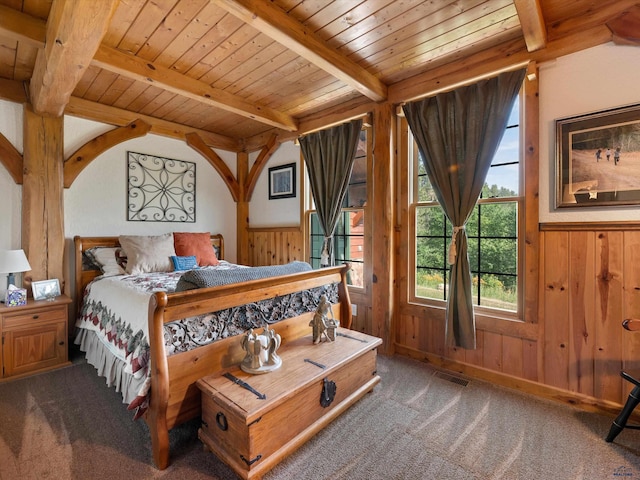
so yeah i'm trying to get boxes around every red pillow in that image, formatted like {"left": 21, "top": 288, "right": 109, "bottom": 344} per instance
{"left": 173, "top": 232, "right": 219, "bottom": 266}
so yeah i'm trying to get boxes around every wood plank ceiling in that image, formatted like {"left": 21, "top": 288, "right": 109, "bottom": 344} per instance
{"left": 0, "top": 0, "right": 637, "bottom": 152}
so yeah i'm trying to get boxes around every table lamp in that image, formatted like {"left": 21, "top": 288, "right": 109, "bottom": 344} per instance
{"left": 0, "top": 249, "right": 32, "bottom": 290}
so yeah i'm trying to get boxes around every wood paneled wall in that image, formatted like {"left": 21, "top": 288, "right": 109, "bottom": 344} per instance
{"left": 541, "top": 225, "right": 640, "bottom": 405}
{"left": 247, "top": 227, "right": 304, "bottom": 266}
{"left": 245, "top": 218, "right": 640, "bottom": 415}
{"left": 394, "top": 223, "right": 640, "bottom": 415}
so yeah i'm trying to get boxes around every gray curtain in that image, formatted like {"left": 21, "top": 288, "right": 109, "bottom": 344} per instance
{"left": 300, "top": 119, "right": 363, "bottom": 267}
{"left": 402, "top": 69, "right": 525, "bottom": 349}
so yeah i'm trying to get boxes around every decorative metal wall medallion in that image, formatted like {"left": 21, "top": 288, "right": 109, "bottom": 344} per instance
{"left": 127, "top": 151, "right": 196, "bottom": 222}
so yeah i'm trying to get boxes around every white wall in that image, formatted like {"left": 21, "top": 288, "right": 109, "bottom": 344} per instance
{"left": 64, "top": 115, "right": 238, "bottom": 261}
{"left": 0, "top": 100, "right": 24, "bottom": 287}
{"left": 249, "top": 140, "right": 302, "bottom": 227}
{"left": 539, "top": 42, "right": 640, "bottom": 222}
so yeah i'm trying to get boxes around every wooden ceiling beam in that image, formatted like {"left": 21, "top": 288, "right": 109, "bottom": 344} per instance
{"left": 514, "top": 0, "right": 547, "bottom": 52}
{"left": 546, "top": 0, "right": 638, "bottom": 40}
{"left": 0, "top": 5, "right": 297, "bottom": 131}
{"left": 212, "top": 0, "right": 388, "bottom": 102}
{"left": 66, "top": 97, "right": 242, "bottom": 152}
{"left": 0, "top": 76, "right": 242, "bottom": 152}
{"left": 0, "top": 77, "right": 28, "bottom": 104}
{"left": 29, "top": 0, "right": 119, "bottom": 117}
{"left": 389, "top": 24, "right": 613, "bottom": 105}
{"left": 0, "top": 5, "right": 45, "bottom": 49}
{"left": 64, "top": 119, "right": 151, "bottom": 188}
{"left": 0, "top": 132, "right": 23, "bottom": 185}
{"left": 243, "top": 99, "right": 374, "bottom": 152}
{"left": 92, "top": 46, "right": 298, "bottom": 132}
{"left": 607, "top": 4, "right": 640, "bottom": 45}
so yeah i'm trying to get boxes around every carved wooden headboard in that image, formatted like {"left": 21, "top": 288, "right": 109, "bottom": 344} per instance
{"left": 73, "top": 234, "right": 224, "bottom": 315}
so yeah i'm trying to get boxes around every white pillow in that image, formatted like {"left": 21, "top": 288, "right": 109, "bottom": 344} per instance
{"left": 118, "top": 233, "right": 176, "bottom": 274}
{"left": 86, "top": 247, "right": 126, "bottom": 276}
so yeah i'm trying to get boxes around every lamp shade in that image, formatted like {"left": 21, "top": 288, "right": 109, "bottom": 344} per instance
{"left": 0, "top": 249, "right": 32, "bottom": 274}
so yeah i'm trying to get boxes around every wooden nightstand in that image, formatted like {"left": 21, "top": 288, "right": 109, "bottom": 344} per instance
{"left": 0, "top": 295, "right": 71, "bottom": 381}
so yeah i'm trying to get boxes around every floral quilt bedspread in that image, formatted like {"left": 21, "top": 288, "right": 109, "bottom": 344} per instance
{"left": 75, "top": 261, "right": 338, "bottom": 419}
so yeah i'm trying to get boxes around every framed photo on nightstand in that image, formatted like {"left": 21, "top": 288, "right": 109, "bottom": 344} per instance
{"left": 32, "top": 279, "right": 61, "bottom": 301}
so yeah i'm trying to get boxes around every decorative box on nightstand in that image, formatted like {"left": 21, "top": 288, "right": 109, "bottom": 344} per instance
{"left": 5, "top": 287, "right": 27, "bottom": 307}
{"left": 0, "top": 295, "right": 71, "bottom": 380}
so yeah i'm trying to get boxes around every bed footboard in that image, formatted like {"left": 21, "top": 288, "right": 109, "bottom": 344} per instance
{"left": 146, "top": 264, "right": 352, "bottom": 469}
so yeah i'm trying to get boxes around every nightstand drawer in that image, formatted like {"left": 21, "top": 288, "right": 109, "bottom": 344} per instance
{"left": 2, "top": 305, "right": 67, "bottom": 328}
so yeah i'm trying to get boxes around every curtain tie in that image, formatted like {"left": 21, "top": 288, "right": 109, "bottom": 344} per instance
{"left": 448, "top": 226, "right": 464, "bottom": 265}
{"left": 320, "top": 236, "right": 332, "bottom": 266}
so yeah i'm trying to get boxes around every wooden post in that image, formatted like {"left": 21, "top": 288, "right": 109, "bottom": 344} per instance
{"left": 371, "top": 103, "right": 395, "bottom": 353}
{"left": 237, "top": 151, "right": 250, "bottom": 265}
{"left": 524, "top": 62, "right": 540, "bottom": 326}
{"left": 22, "top": 105, "right": 65, "bottom": 290}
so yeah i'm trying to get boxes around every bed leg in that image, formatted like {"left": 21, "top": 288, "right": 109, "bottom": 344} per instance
{"left": 149, "top": 418, "right": 170, "bottom": 469}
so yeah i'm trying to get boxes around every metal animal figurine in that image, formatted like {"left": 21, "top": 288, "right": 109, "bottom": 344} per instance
{"left": 240, "top": 325, "right": 282, "bottom": 374}
{"left": 309, "top": 295, "right": 339, "bottom": 344}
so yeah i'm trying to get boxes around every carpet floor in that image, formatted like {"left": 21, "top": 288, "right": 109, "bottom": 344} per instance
{"left": 1, "top": 353, "right": 639, "bottom": 479}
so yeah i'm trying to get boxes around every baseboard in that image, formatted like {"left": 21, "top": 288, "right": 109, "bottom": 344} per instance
{"left": 393, "top": 343, "right": 631, "bottom": 421}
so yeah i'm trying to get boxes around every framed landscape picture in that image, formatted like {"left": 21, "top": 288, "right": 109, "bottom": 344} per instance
{"left": 268, "top": 163, "right": 296, "bottom": 200}
{"left": 555, "top": 103, "right": 640, "bottom": 208}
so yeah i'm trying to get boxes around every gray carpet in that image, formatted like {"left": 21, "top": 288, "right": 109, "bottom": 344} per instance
{"left": 0, "top": 353, "right": 639, "bottom": 479}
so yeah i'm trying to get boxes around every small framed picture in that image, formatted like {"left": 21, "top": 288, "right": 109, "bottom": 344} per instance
{"left": 268, "top": 163, "right": 296, "bottom": 199}
{"left": 32, "top": 279, "right": 61, "bottom": 301}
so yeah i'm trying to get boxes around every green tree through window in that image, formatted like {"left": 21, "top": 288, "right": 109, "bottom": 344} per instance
{"left": 413, "top": 96, "right": 521, "bottom": 311}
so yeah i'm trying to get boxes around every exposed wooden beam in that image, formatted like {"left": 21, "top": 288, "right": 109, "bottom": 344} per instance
{"left": 236, "top": 151, "right": 249, "bottom": 265}
{"left": 0, "top": 5, "right": 297, "bottom": 132}
{"left": 532, "top": 24, "right": 614, "bottom": 62}
{"left": 22, "top": 105, "right": 65, "bottom": 285}
{"left": 0, "top": 77, "right": 28, "bottom": 104}
{"left": 66, "top": 97, "right": 242, "bottom": 152}
{"left": 64, "top": 119, "right": 151, "bottom": 188}
{"left": 245, "top": 133, "right": 279, "bottom": 201}
{"left": 514, "top": 0, "right": 547, "bottom": 52}
{"left": 0, "top": 4, "right": 45, "bottom": 50}
{"left": 244, "top": 99, "right": 374, "bottom": 152}
{"left": 523, "top": 61, "right": 540, "bottom": 326}
{"left": 389, "top": 24, "right": 612, "bottom": 104}
{"left": 607, "top": 4, "right": 640, "bottom": 45}
{"left": 185, "top": 132, "right": 240, "bottom": 202}
{"left": 370, "top": 102, "right": 395, "bottom": 352}
{"left": 546, "top": 0, "right": 638, "bottom": 40}
{"left": 29, "top": 0, "right": 119, "bottom": 117}
{"left": 0, "top": 132, "right": 23, "bottom": 184}
{"left": 212, "top": 0, "right": 388, "bottom": 102}
{"left": 92, "top": 46, "right": 297, "bottom": 132}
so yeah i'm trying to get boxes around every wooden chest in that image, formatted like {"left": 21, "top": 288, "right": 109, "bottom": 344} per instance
{"left": 197, "top": 328, "right": 382, "bottom": 479}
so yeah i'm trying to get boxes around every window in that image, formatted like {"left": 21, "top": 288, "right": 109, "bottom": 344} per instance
{"left": 308, "top": 129, "right": 367, "bottom": 288}
{"left": 410, "top": 95, "right": 522, "bottom": 313}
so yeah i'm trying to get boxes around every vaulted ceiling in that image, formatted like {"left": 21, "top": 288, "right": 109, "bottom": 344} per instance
{"left": 0, "top": 0, "right": 638, "bottom": 152}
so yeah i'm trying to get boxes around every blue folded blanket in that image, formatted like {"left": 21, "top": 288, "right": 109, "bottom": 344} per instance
{"left": 175, "top": 261, "right": 312, "bottom": 291}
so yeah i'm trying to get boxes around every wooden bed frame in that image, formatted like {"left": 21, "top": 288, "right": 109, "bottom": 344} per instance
{"left": 73, "top": 234, "right": 352, "bottom": 469}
